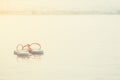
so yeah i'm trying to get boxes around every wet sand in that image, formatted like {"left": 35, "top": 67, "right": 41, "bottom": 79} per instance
{"left": 0, "top": 15, "right": 120, "bottom": 80}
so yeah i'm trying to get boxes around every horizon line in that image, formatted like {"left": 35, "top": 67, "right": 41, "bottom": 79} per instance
{"left": 0, "top": 10, "right": 120, "bottom": 15}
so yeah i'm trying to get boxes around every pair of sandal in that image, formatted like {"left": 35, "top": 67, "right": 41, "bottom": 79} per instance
{"left": 14, "top": 43, "right": 44, "bottom": 59}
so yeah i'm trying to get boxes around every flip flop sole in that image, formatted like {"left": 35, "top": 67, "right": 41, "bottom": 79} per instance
{"left": 14, "top": 51, "right": 31, "bottom": 57}
{"left": 29, "top": 50, "right": 44, "bottom": 55}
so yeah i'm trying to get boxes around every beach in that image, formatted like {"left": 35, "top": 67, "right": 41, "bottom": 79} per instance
{"left": 0, "top": 15, "right": 120, "bottom": 80}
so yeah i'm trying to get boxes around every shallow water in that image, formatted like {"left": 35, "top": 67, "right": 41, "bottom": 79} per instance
{"left": 0, "top": 15, "right": 120, "bottom": 80}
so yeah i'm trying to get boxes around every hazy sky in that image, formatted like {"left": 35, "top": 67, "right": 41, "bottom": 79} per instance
{"left": 0, "top": 0, "right": 120, "bottom": 11}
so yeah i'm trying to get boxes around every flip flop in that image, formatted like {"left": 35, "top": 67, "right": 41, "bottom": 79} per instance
{"left": 23, "top": 43, "right": 44, "bottom": 55}
{"left": 14, "top": 44, "right": 31, "bottom": 58}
